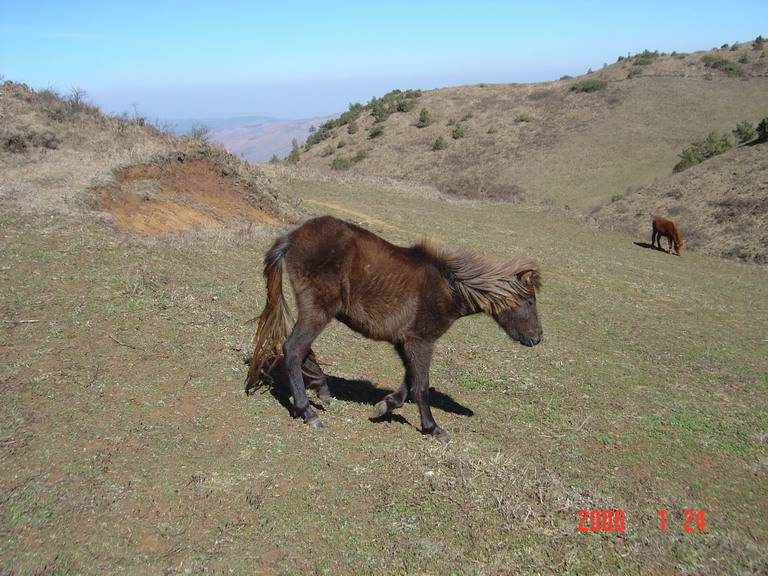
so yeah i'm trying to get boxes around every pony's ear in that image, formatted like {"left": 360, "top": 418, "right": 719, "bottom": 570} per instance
{"left": 517, "top": 267, "right": 542, "bottom": 291}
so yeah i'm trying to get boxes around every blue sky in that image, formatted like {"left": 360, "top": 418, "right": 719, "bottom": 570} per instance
{"left": 1, "top": 1, "right": 765, "bottom": 121}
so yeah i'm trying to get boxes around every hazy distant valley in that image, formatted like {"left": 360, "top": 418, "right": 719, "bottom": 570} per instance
{"left": 172, "top": 114, "right": 332, "bottom": 162}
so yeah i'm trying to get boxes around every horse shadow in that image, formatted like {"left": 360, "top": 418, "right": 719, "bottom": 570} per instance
{"left": 249, "top": 363, "right": 474, "bottom": 429}
{"left": 635, "top": 241, "right": 668, "bottom": 253}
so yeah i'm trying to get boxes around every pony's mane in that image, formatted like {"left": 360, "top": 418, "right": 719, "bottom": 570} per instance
{"left": 419, "top": 240, "right": 541, "bottom": 315}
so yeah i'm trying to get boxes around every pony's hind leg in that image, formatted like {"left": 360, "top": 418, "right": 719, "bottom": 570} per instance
{"left": 282, "top": 317, "right": 330, "bottom": 428}
{"left": 303, "top": 352, "right": 330, "bottom": 404}
{"left": 373, "top": 380, "right": 409, "bottom": 418}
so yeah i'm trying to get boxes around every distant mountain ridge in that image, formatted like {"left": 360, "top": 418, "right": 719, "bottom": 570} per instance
{"left": 172, "top": 115, "right": 337, "bottom": 162}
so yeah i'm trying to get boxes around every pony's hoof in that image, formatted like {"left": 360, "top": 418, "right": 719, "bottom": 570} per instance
{"left": 318, "top": 394, "right": 332, "bottom": 405}
{"left": 433, "top": 428, "right": 450, "bottom": 443}
{"left": 373, "top": 400, "right": 389, "bottom": 418}
{"left": 306, "top": 417, "right": 323, "bottom": 429}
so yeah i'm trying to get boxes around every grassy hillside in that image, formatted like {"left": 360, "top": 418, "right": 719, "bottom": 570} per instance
{"left": 2, "top": 176, "right": 766, "bottom": 574}
{"left": 292, "top": 41, "right": 768, "bottom": 213}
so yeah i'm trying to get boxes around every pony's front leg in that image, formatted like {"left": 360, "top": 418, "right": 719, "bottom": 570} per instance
{"left": 397, "top": 341, "right": 448, "bottom": 443}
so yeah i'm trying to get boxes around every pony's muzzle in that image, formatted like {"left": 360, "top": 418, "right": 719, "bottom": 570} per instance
{"left": 522, "top": 334, "right": 542, "bottom": 347}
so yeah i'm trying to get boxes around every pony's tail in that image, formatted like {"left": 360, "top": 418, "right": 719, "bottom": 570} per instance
{"left": 245, "top": 235, "right": 293, "bottom": 393}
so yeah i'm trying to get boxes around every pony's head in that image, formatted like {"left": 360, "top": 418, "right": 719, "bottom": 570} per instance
{"left": 673, "top": 237, "right": 683, "bottom": 255}
{"left": 424, "top": 242, "right": 543, "bottom": 346}
{"left": 491, "top": 270, "right": 543, "bottom": 347}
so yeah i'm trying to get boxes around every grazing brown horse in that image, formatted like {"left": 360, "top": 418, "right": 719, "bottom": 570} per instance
{"left": 245, "top": 215, "right": 543, "bottom": 442}
{"left": 651, "top": 217, "right": 683, "bottom": 255}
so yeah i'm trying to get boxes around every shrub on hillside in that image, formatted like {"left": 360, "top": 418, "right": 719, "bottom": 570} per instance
{"left": 416, "top": 108, "right": 433, "bottom": 128}
{"left": 632, "top": 49, "right": 660, "bottom": 66}
{"left": 570, "top": 80, "right": 608, "bottom": 93}
{"left": 733, "top": 121, "right": 757, "bottom": 144}
{"left": 701, "top": 55, "right": 745, "bottom": 76}
{"left": 432, "top": 136, "right": 447, "bottom": 151}
{"left": 353, "top": 149, "right": 368, "bottom": 163}
{"left": 757, "top": 118, "right": 768, "bottom": 142}
{"left": 674, "top": 131, "right": 734, "bottom": 172}
{"left": 370, "top": 89, "right": 422, "bottom": 123}
{"left": 285, "top": 139, "right": 301, "bottom": 164}
{"left": 330, "top": 157, "right": 350, "bottom": 170}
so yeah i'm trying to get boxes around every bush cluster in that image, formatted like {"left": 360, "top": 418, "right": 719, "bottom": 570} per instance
{"left": 674, "top": 132, "right": 733, "bottom": 172}
{"left": 632, "top": 49, "right": 661, "bottom": 66}
{"left": 416, "top": 108, "right": 433, "bottom": 128}
{"left": 329, "top": 148, "right": 368, "bottom": 170}
{"left": 570, "top": 80, "right": 608, "bottom": 93}
{"left": 302, "top": 89, "right": 422, "bottom": 154}
{"left": 674, "top": 117, "right": 767, "bottom": 172}
{"left": 700, "top": 55, "right": 745, "bottom": 76}
{"left": 432, "top": 136, "right": 448, "bottom": 151}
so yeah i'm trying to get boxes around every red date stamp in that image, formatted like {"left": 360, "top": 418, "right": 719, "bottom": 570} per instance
{"left": 578, "top": 509, "right": 625, "bottom": 531}
{"left": 578, "top": 509, "right": 706, "bottom": 532}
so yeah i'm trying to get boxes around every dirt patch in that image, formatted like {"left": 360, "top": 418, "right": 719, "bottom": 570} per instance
{"left": 92, "top": 156, "right": 280, "bottom": 236}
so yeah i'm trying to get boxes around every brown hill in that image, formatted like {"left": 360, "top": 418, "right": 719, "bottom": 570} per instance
{"left": 292, "top": 42, "right": 768, "bottom": 214}
{"left": 0, "top": 81, "right": 303, "bottom": 236}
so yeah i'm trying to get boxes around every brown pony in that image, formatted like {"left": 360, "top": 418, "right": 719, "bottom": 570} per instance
{"left": 651, "top": 217, "right": 683, "bottom": 255}
{"left": 245, "top": 215, "right": 543, "bottom": 442}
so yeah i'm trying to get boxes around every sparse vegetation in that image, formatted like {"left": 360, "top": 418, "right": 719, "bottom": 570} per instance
{"left": 187, "top": 123, "right": 211, "bottom": 143}
{"left": 303, "top": 90, "right": 421, "bottom": 150}
{"left": 368, "top": 125, "right": 384, "bottom": 139}
{"left": 674, "top": 117, "right": 764, "bottom": 172}
{"left": 701, "top": 54, "right": 746, "bottom": 76}
{"left": 632, "top": 49, "right": 661, "bottom": 66}
{"left": 758, "top": 117, "right": 768, "bottom": 142}
{"left": 330, "top": 156, "right": 350, "bottom": 170}
{"left": 570, "top": 79, "right": 608, "bottom": 92}
{"left": 733, "top": 120, "right": 757, "bottom": 143}
{"left": 451, "top": 125, "right": 465, "bottom": 139}
{"left": 674, "top": 131, "right": 734, "bottom": 172}
{"left": 416, "top": 108, "right": 434, "bottom": 128}
{"left": 369, "top": 89, "right": 422, "bottom": 123}
{"left": 285, "top": 138, "right": 301, "bottom": 163}
{"left": 432, "top": 136, "right": 447, "bottom": 151}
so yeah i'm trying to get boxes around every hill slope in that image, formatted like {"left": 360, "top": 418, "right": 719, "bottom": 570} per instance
{"left": 0, "top": 81, "right": 304, "bottom": 235}
{"left": 292, "top": 42, "right": 768, "bottom": 213}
